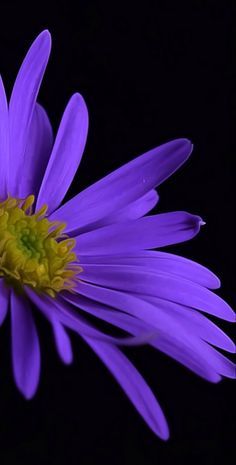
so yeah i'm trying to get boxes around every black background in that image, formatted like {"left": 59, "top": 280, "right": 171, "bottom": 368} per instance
{"left": 0, "top": 1, "right": 235, "bottom": 464}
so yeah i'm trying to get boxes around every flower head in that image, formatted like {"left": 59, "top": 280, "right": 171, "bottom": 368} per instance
{"left": 0, "top": 195, "right": 80, "bottom": 295}
{"left": 0, "top": 31, "right": 235, "bottom": 440}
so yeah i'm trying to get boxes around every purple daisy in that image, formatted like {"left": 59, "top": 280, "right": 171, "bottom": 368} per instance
{"left": 0, "top": 30, "right": 235, "bottom": 440}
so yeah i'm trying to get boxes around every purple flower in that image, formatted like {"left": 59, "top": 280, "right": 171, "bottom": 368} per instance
{"left": 0, "top": 31, "right": 235, "bottom": 440}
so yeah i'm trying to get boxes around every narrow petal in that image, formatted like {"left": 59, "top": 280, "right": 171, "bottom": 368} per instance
{"left": 36, "top": 93, "right": 88, "bottom": 213}
{"left": 64, "top": 292, "right": 221, "bottom": 383}
{"left": 94, "top": 190, "right": 159, "bottom": 229}
{"left": 79, "top": 250, "right": 220, "bottom": 289}
{"left": 0, "top": 279, "right": 9, "bottom": 325}
{"left": 84, "top": 336, "right": 169, "bottom": 439}
{"left": 17, "top": 103, "right": 53, "bottom": 199}
{"left": 11, "top": 292, "right": 40, "bottom": 399}
{"left": 26, "top": 288, "right": 151, "bottom": 346}
{"left": 69, "top": 190, "right": 159, "bottom": 234}
{"left": 79, "top": 265, "right": 235, "bottom": 321}
{"left": 74, "top": 212, "right": 202, "bottom": 255}
{"left": 8, "top": 30, "right": 51, "bottom": 195}
{"left": 78, "top": 289, "right": 236, "bottom": 380}
{"left": 70, "top": 284, "right": 234, "bottom": 379}
{"left": 52, "top": 319, "right": 73, "bottom": 365}
{"left": 145, "top": 296, "right": 235, "bottom": 353}
{"left": 71, "top": 281, "right": 234, "bottom": 353}
{"left": 207, "top": 350, "right": 235, "bottom": 379}
{"left": 152, "top": 336, "right": 223, "bottom": 382}
{"left": 0, "top": 76, "right": 9, "bottom": 199}
{"left": 50, "top": 138, "right": 192, "bottom": 235}
{"left": 115, "top": 190, "right": 159, "bottom": 221}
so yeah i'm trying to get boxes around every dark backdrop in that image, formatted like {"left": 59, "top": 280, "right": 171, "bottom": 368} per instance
{"left": 0, "top": 1, "right": 235, "bottom": 465}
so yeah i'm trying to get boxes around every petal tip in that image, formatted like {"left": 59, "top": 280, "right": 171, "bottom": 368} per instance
{"left": 195, "top": 215, "right": 205, "bottom": 230}
{"left": 16, "top": 380, "right": 38, "bottom": 400}
{"left": 71, "top": 92, "right": 88, "bottom": 110}
{"left": 184, "top": 139, "right": 193, "bottom": 159}
{"left": 64, "top": 352, "right": 74, "bottom": 365}
{"left": 159, "top": 426, "right": 170, "bottom": 441}
{"left": 32, "top": 29, "right": 52, "bottom": 57}
{"left": 174, "top": 137, "right": 193, "bottom": 154}
{"left": 38, "top": 29, "right": 51, "bottom": 43}
{"left": 185, "top": 213, "right": 204, "bottom": 235}
{"left": 23, "top": 390, "right": 35, "bottom": 401}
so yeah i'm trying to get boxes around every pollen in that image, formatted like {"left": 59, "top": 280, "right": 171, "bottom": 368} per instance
{"left": 0, "top": 195, "right": 82, "bottom": 297}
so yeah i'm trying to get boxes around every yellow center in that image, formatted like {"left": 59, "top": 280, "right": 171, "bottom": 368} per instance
{"left": 0, "top": 195, "right": 81, "bottom": 297}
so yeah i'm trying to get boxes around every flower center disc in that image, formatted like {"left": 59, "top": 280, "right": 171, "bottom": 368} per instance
{"left": 0, "top": 195, "right": 81, "bottom": 297}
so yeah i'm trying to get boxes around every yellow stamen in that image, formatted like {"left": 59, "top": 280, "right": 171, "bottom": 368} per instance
{"left": 0, "top": 195, "right": 82, "bottom": 297}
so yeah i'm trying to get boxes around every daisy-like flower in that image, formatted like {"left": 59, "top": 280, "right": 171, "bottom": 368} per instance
{"left": 0, "top": 30, "right": 235, "bottom": 440}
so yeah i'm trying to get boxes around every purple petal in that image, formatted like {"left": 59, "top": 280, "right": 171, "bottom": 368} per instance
{"left": 11, "top": 291, "right": 40, "bottom": 399}
{"left": 0, "top": 279, "right": 9, "bottom": 325}
{"left": 91, "top": 189, "right": 159, "bottom": 229}
{"left": 84, "top": 336, "right": 169, "bottom": 439}
{"left": 16, "top": 103, "right": 53, "bottom": 199}
{"left": 145, "top": 296, "right": 235, "bottom": 353}
{"left": 152, "top": 336, "right": 223, "bottom": 381}
{"left": 79, "top": 250, "right": 220, "bottom": 289}
{"left": 50, "top": 138, "right": 192, "bottom": 235}
{"left": 8, "top": 30, "right": 51, "bottom": 196}
{"left": 74, "top": 211, "right": 202, "bottom": 255}
{"left": 0, "top": 76, "right": 9, "bottom": 199}
{"left": 64, "top": 292, "right": 221, "bottom": 383}
{"left": 36, "top": 93, "right": 88, "bottom": 213}
{"left": 71, "top": 283, "right": 234, "bottom": 379}
{"left": 206, "top": 349, "right": 235, "bottom": 379}
{"left": 79, "top": 264, "right": 235, "bottom": 321}
{"left": 26, "top": 288, "right": 150, "bottom": 346}
{"left": 74, "top": 189, "right": 160, "bottom": 233}
{"left": 71, "top": 281, "right": 234, "bottom": 353}
{"left": 114, "top": 189, "right": 159, "bottom": 221}
{"left": 66, "top": 285, "right": 234, "bottom": 382}
{"left": 52, "top": 320, "right": 73, "bottom": 365}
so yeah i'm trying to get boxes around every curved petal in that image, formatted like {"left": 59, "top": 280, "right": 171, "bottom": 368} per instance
{"left": 206, "top": 349, "right": 235, "bottom": 379}
{"left": 71, "top": 190, "right": 159, "bottom": 234}
{"left": 70, "top": 283, "right": 235, "bottom": 379}
{"left": 8, "top": 30, "right": 51, "bottom": 195}
{"left": 94, "top": 189, "right": 159, "bottom": 229}
{"left": 11, "top": 291, "right": 40, "bottom": 399}
{"left": 52, "top": 319, "right": 73, "bottom": 365}
{"left": 75, "top": 282, "right": 234, "bottom": 357}
{"left": 84, "top": 336, "right": 169, "bottom": 439}
{"left": 26, "top": 288, "right": 152, "bottom": 346}
{"left": 0, "top": 279, "right": 9, "bottom": 325}
{"left": 69, "top": 283, "right": 234, "bottom": 353}
{"left": 17, "top": 103, "right": 53, "bottom": 199}
{"left": 64, "top": 291, "right": 221, "bottom": 383}
{"left": 152, "top": 335, "right": 223, "bottom": 382}
{"left": 145, "top": 296, "right": 235, "bottom": 353}
{"left": 50, "top": 138, "right": 192, "bottom": 235}
{"left": 74, "top": 212, "right": 202, "bottom": 255}
{"left": 0, "top": 76, "right": 9, "bottom": 199}
{"left": 79, "top": 250, "right": 220, "bottom": 290}
{"left": 36, "top": 93, "right": 88, "bottom": 213}
{"left": 115, "top": 190, "right": 159, "bottom": 221}
{"left": 79, "top": 265, "right": 235, "bottom": 321}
